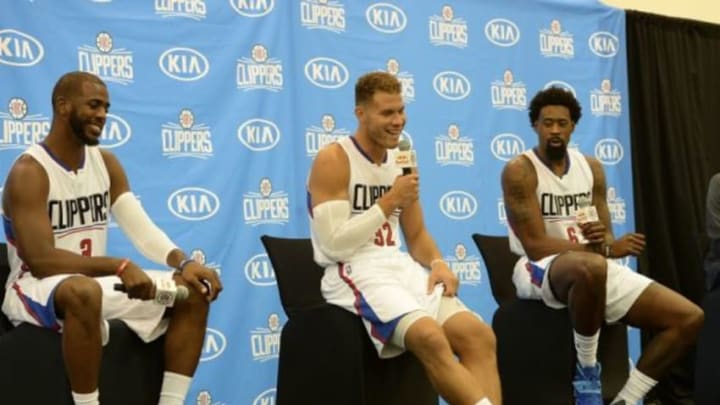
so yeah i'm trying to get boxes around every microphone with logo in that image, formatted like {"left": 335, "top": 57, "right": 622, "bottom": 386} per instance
{"left": 395, "top": 139, "right": 417, "bottom": 175}
{"left": 114, "top": 276, "right": 189, "bottom": 307}
{"left": 575, "top": 195, "right": 599, "bottom": 225}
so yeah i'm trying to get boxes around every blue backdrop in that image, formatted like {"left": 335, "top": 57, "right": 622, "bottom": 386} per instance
{"left": 1, "top": 0, "right": 635, "bottom": 403}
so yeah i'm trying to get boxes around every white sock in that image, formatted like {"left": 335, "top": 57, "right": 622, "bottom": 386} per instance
{"left": 72, "top": 390, "right": 99, "bottom": 405}
{"left": 612, "top": 367, "right": 658, "bottom": 404}
{"left": 475, "top": 398, "right": 493, "bottom": 405}
{"left": 574, "top": 330, "right": 599, "bottom": 367}
{"left": 158, "top": 371, "right": 192, "bottom": 405}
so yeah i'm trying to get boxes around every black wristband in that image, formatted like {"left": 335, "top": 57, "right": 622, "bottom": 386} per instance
{"left": 177, "top": 258, "right": 196, "bottom": 273}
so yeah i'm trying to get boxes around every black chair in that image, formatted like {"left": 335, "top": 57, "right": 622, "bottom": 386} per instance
{"left": 471, "top": 234, "right": 629, "bottom": 405}
{"left": 260, "top": 235, "right": 437, "bottom": 405}
{"left": 0, "top": 242, "right": 165, "bottom": 405}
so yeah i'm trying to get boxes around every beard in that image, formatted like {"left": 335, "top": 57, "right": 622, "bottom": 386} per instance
{"left": 69, "top": 111, "right": 100, "bottom": 146}
{"left": 545, "top": 142, "right": 567, "bottom": 161}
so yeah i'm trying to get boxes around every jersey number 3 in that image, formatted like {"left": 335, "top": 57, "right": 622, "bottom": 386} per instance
{"left": 80, "top": 239, "right": 92, "bottom": 256}
{"left": 373, "top": 222, "right": 396, "bottom": 247}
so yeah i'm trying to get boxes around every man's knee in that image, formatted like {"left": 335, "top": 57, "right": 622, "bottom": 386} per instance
{"left": 445, "top": 313, "right": 496, "bottom": 354}
{"left": 553, "top": 252, "right": 607, "bottom": 289}
{"left": 405, "top": 318, "right": 452, "bottom": 360}
{"left": 679, "top": 304, "right": 704, "bottom": 340}
{"left": 55, "top": 276, "right": 102, "bottom": 317}
{"left": 173, "top": 283, "right": 210, "bottom": 316}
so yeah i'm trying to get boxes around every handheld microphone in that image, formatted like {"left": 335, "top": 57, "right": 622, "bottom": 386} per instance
{"left": 395, "top": 139, "right": 417, "bottom": 175}
{"left": 114, "top": 277, "right": 190, "bottom": 307}
{"left": 575, "top": 195, "right": 599, "bottom": 224}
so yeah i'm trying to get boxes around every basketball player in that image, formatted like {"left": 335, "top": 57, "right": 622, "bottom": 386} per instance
{"left": 1, "top": 71, "right": 223, "bottom": 405}
{"left": 501, "top": 86, "right": 703, "bottom": 405}
{"left": 307, "top": 71, "right": 500, "bottom": 405}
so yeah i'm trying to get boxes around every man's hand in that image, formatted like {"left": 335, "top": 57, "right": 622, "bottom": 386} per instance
{"left": 388, "top": 173, "right": 419, "bottom": 209}
{"left": 609, "top": 233, "right": 646, "bottom": 257}
{"left": 118, "top": 262, "right": 155, "bottom": 300}
{"left": 427, "top": 261, "right": 459, "bottom": 297}
{"left": 579, "top": 221, "right": 606, "bottom": 244}
{"left": 178, "top": 261, "right": 223, "bottom": 302}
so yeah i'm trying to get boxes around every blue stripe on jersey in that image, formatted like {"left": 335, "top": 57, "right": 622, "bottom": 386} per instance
{"left": 306, "top": 190, "right": 313, "bottom": 218}
{"left": 356, "top": 294, "right": 401, "bottom": 344}
{"left": 526, "top": 261, "right": 546, "bottom": 287}
{"left": 350, "top": 136, "right": 387, "bottom": 164}
{"left": 2, "top": 215, "right": 15, "bottom": 244}
{"left": 14, "top": 284, "right": 61, "bottom": 329}
{"left": 40, "top": 142, "right": 85, "bottom": 172}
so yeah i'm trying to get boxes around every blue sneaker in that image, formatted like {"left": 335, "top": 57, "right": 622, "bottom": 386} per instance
{"left": 573, "top": 363, "right": 603, "bottom": 405}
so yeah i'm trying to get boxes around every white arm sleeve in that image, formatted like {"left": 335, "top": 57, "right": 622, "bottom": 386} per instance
{"left": 111, "top": 192, "right": 179, "bottom": 266}
{"left": 311, "top": 200, "right": 387, "bottom": 262}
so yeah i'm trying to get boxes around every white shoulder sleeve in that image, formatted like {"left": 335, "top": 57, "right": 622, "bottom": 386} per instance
{"left": 311, "top": 200, "right": 386, "bottom": 262}
{"left": 111, "top": 192, "right": 178, "bottom": 266}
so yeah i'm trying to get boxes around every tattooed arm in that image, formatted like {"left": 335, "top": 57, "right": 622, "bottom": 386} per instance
{"left": 501, "top": 155, "right": 602, "bottom": 261}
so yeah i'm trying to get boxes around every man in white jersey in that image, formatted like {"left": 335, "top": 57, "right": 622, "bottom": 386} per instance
{"left": 1, "top": 72, "right": 223, "bottom": 405}
{"left": 501, "top": 87, "right": 703, "bottom": 405}
{"left": 307, "top": 71, "right": 500, "bottom": 405}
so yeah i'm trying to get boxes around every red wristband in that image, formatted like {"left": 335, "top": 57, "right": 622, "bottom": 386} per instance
{"left": 116, "top": 258, "right": 130, "bottom": 276}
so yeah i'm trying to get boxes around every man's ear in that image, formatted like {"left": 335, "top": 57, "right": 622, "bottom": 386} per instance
{"left": 56, "top": 97, "right": 70, "bottom": 115}
{"left": 354, "top": 105, "right": 364, "bottom": 120}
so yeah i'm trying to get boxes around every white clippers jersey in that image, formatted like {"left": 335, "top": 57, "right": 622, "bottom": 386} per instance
{"left": 508, "top": 148, "right": 594, "bottom": 257}
{"left": 3, "top": 144, "right": 110, "bottom": 287}
{"left": 311, "top": 136, "right": 403, "bottom": 266}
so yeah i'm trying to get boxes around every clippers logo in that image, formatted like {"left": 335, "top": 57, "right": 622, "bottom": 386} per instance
{"left": 230, "top": 0, "right": 274, "bottom": 17}
{"left": 589, "top": 31, "right": 619, "bottom": 58}
{"left": 155, "top": 0, "right": 207, "bottom": 20}
{"left": 238, "top": 118, "right": 280, "bottom": 152}
{"left": 590, "top": 79, "right": 622, "bottom": 117}
{"left": 433, "top": 71, "right": 471, "bottom": 101}
{"left": 1, "top": 98, "right": 50, "bottom": 150}
{"left": 161, "top": 109, "right": 213, "bottom": 159}
{"left": 484, "top": 18, "right": 520, "bottom": 47}
{"left": 253, "top": 388, "right": 276, "bottom": 405}
{"left": 78, "top": 32, "right": 134, "bottom": 85}
{"left": 251, "top": 313, "right": 282, "bottom": 362}
{"left": 305, "top": 114, "right": 350, "bottom": 157}
{"left": 100, "top": 113, "right": 131, "bottom": 149}
{"left": 497, "top": 198, "right": 507, "bottom": 225}
{"left": 594, "top": 138, "right": 624, "bottom": 165}
{"left": 236, "top": 44, "right": 283, "bottom": 92}
{"left": 243, "top": 178, "right": 290, "bottom": 226}
{"left": 539, "top": 20, "right": 574, "bottom": 59}
{"left": 195, "top": 390, "right": 227, "bottom": 405}
{"left": 0, "top": 29, "right": 44, "bottom": 67}
{"left": 439, "top": 191, "right": 478, "bottom": 220}
{"left": 429, "top": 5, "right": 468, "bottom": 48}
{"left": 435, "top": 124, "right": 474, "bottom": 167}
{"left": 366, "top": 3, "right": 407, "bottom": 34}
{"left": 244, "top": 253, "right": 276, "bottom": 286}
{"left": 300, "top": 0, "right": 346, "bottom": 33}
{"left": 445, "top": 244, "right": 482, "bottom": 286}
{"left": 385, "top": 58, "right": 414, "bottom": 103}
{"left": 189, "top": 248, "right": 222, "bottom": 276}
{"left": 168, "top": 187, "right": 220, "bottom": 221}
{"left": 607, "top": 186, "right": 626, "bottom": 224}
{"left": 491, "top": 133, "right": 525, "bottom": 161}
{"left": 304, "top": 57, "right": 349, "bottom": 89}
{"left": 200, "top": 328, "right": 226, "bottom": 362}
{"left": 159, "top": 47, "right": 209, "bottom": 81}
{"left": 544, "top": 80, "right": 577, "bottom": 97}
{"left": 490, "top": 69, "right": 527, "bottom": 110}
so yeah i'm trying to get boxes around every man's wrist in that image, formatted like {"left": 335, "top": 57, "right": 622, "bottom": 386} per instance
{"left": 174, "top": 258, "right": 196, "bottom": 275}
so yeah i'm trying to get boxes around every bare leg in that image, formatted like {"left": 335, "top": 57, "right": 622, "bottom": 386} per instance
{"left": 405, "top": 317, "right": 487, "bottom": 405}
{"left": 163, "top": 276, "right": 210, "bottom": 375}
{"left": 549, "top": 252, "right": 608, "bottom": 335}
{"left": 620, "top": 283, "right": 703, "bottom": 378}
{"left": 443, "top": 312, "right": 501, "bottom": 405}
{"left": 54, "top": 276, "right": 104, "bottom": 393}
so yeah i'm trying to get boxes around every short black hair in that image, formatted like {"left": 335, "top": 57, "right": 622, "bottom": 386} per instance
{"left": 51, "top": 71, "right": 106, "bottom": 111}
{"left": 528, "top": 87, "right": 582, "bottom": 126}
